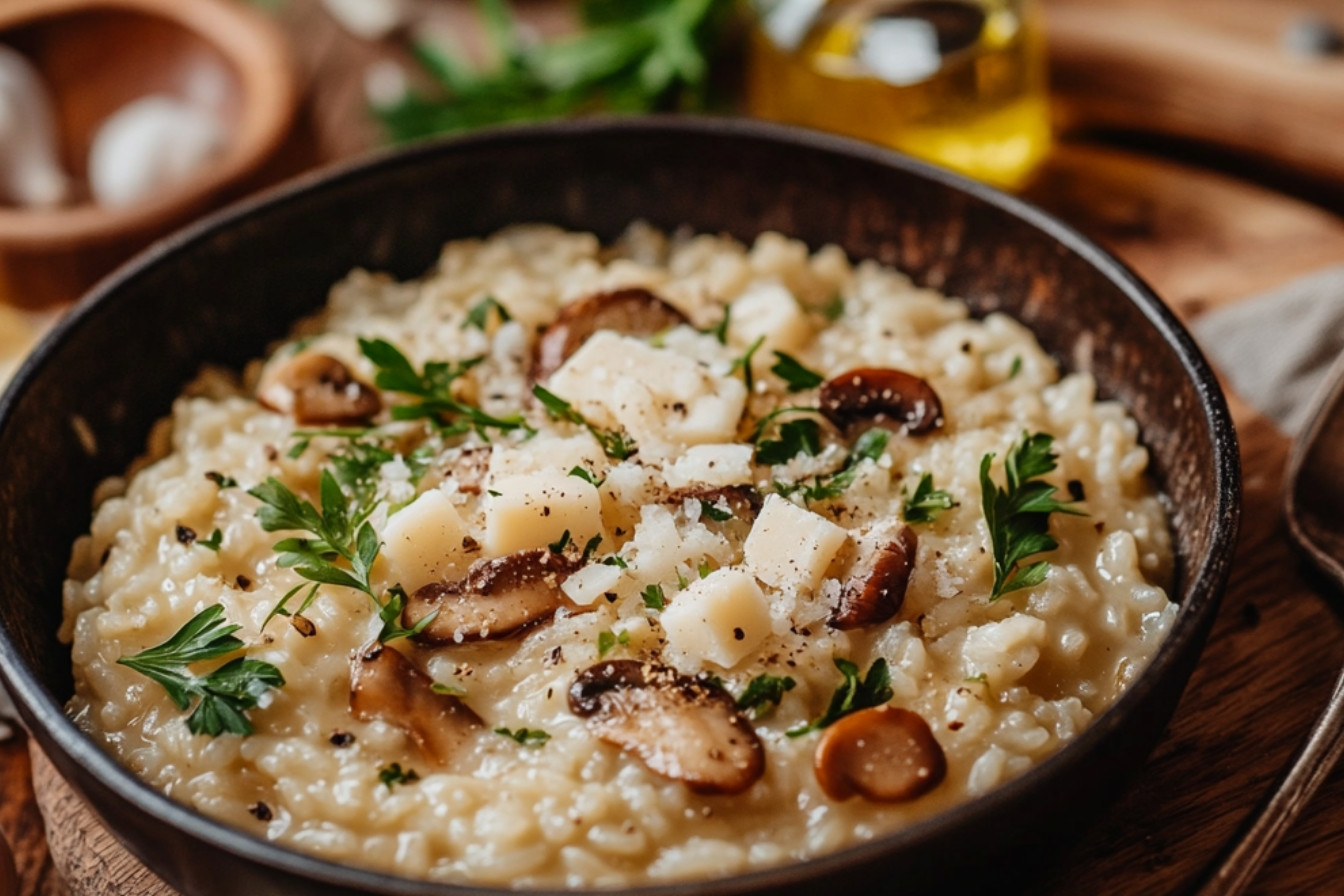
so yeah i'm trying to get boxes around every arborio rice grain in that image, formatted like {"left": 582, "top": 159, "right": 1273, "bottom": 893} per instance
{"left": 62, "top": 224, "right": 1176, "bottom": 887}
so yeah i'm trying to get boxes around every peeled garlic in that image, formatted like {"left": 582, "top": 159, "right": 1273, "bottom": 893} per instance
{"left": 87, "top": 95, "right": 224, "bottom": 208}
{"left": 322, "top": 0, "right": 406, "bottom": 40}
{"left": 0, "top": 45, "right": 69, "bottom": 208}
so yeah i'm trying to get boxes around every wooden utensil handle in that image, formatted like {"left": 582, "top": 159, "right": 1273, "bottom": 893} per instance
{"left": 1044, "top": 0, "right": 1344, "bottom": 184}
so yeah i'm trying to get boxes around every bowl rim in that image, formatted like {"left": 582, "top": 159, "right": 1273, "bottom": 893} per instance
{"left": 0, "top": 0, "right": 296, "bottom": 249}
{"left": 0, "top": 116, "right": 1241, "bottom": 894}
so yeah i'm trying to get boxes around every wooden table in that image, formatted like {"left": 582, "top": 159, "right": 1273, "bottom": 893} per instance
{"left": 5, "top": 2, "right": 1344, "bottom": 894}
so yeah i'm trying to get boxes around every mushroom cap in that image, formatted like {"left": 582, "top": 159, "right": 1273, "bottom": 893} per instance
{"left": 569, "top": 659, "right": 765, "bottom": 795}
{"left": 819, "top": 367, "right": 943, "bottom": 436}
{"left": 257, "top": 352, "right": 381, "bottom": 426}
{"left": 830, "top": 523, "right": 918, "bottom": 629}
{"left": 532, "top": 287, "right": 689, "bottom": 381}
{"left": 813, "top": 705, "right": 947, "bottom": 802}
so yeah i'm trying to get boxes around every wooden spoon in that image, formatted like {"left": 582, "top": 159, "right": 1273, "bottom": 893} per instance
{"left": 1194, "top": 349, "right": 1344, "bottom": 894}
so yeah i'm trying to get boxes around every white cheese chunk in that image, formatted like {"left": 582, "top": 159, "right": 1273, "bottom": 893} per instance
{"left": 545, "top": 331, "right": 746, "bottom": 462}
{"left": 484, "top": 470, "right": 605, "bottom": 556}
{"left": 661, "top": 568, "right": 771, "bottom": 670}
{"left": 662, "top": 443, "right": 755, "bottom": 490}
{"left": 730, "top": 280, "right": 812, "bottom": 356}
{"left": 743, "top": 494, "right": 848, "bottom": 591}
{"left": 961, "top": 614, "right": 1048, "bottom": 688}
{"left": 560, "top": 562, "right": 623, "bottom": 607}
{"left": 380, "top": 489, "right": 471, "bottom": 591}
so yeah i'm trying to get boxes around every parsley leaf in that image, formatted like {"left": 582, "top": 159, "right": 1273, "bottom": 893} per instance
{"left": 777, "top": 428, "right": 889, "bottom": 504}
{"left": 495, "top": 726, "right": 551, "bottom": 747}
{"left": 597, "top": 628, "right": 630, "bottom": 657}
{"left": 709, "top": 303, "right": 731, "bottom": 344}
{"left": 756, "top": 417, "right": 822, "bottom": 466}
{"left": 197, "top": 528, "right": 224, "bottom": 552}
{"left": 902, "top": 472, "right": 956, "bottom": 524}
{"left": 569, "top": 465, "right": 605, "bottom": 487}
{"left": 787, "top": 658, "right": 891, "bottom": 737}
{"left": 431, "top": 681, "right": 467, "bottom": 696}
{"left": 770, "top": 352, "right": 824, "bottom": 392}
{"left": 359, "top": 337, "right": 530, "bottom": 437}
{"left": 533, "top": 385, "right": 636, "bottom": 460}
{"left": 728, "top": 336, "right": 766, "bottom": 392}
{"left": 641, "top": 583, "right": 665, "bottom": 610}
{"left": 818, "top": 294, "right": 845, "bottom": 321}
{"left": 378, "top": 762, "right": 420, "bottom": 789}
{"left": 117, "top": 605, "right": 285, "bottom": 737}
{"left": 463, "top": 295, "right": 512, "bottom": 330}
{"left": 736, "top": 674, "right": 796, "bottom": 720}
{"left": 548, "top": 530, "right": 572, "bottom": 554}
{"left": 698, "top": 499, "right": 732, "bottom": 522}
{"left": 980, "top": 431, "right": 1087, "bottom": 601}
{"left": 205, "top": 471, "right": 237, "bottom": 489}
{"left": 1008, "top": 355, "right": 1023, "bottom": 380}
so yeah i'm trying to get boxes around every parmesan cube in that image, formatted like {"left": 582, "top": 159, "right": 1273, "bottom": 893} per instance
{"left": 661, "top": 568, "right": 771, "bottom": 670}
{"left": 546, "top": 332, "right": 746, "bottom": 462}
{"left": 662, "top": 444, "right": 754, "bottom": 489}
{"left": 560, "top": 562, "right": 623, "bottom": 607}
{"left": 743, "top": 494, "right": 848, "bottom": 590}
{"left": 380, "top": 489, "right": 472, "bottom": 591}
{"left": 730, "top": 280, "right": 812, "bottom": 355}
{"left": 484, "top": 470, "right": 605, "bottom": 556}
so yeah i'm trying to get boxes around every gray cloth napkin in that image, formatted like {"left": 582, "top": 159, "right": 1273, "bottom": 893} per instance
{"left": 1192, "top": 263, "right": 1344, "bottom": 437}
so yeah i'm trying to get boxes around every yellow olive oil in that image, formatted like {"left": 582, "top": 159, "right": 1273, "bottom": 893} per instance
{"left": 745, "top": 0, "right": 1051, "bottom": 190}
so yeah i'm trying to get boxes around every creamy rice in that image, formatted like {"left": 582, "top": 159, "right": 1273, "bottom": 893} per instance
{"left": 62, "top": 224, "right": 1175, "bottom": 887}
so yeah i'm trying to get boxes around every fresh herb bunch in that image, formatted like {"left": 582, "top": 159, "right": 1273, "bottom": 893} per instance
{"left": 117, "top": 605, "right": 285, "bottom": 737}
{"left": 980, "top": 431, "right": 1086, "bottom": 601}
{"left": 248, "top": 471, "right": 433, "bottom": 642}
{"left": 376, "top": 0, "right": 736, "bottom": 142}
{"left": 787, "top": 658, "right": 891, "bottom": 737}
{"left": 359, "top": 337, "right": 531, "bottom": 437}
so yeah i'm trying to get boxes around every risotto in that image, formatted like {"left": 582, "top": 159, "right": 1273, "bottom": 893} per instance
{"left": 61, "top": 224, "right": 1176, "bottom": 887}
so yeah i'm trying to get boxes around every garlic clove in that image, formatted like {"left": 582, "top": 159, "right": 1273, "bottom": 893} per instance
{"left": 87, "top": 95, "right": 224, "bottom": 208}
{"left": 0, "top": 45, "right": 70, "bottom": 208}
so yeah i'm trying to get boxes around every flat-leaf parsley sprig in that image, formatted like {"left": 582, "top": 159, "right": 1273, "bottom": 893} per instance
{"left": 787, "top": 658, "right": 891, "bottom": 737}
{"left": 248, "top": 471, "right": 432, "bottom": 642}
{"left": 979, "top": 431, "right": 1086, "bottom": 601}
{"left": 532, "top": 385, "right": 636, "bottom": 460}
{"left": 117, "top": 605, "right": 285, "bottom": 737}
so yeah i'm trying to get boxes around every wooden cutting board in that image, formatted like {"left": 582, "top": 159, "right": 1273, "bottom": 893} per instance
{"left": 6, "top": 2, "right": 1344, "bottom": 895}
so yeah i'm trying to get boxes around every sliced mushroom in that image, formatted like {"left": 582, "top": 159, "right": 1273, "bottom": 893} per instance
{"left": 532, "top": 287, "right": 689, "bottom": 380}
{"left": 349, "top": 641, "right": 483, "bottom": 764}
{"left": 257, "top": 352, "right": 381, "bottom": 426}
{"left": 813, "top": 705, "right": 946, "bottom": 802}
{"left": 405, "top": 548, "right": 581, "bottom": 644}
{"left": 818, "top": 368, "right": 943, "bottom": 436}
{"left": 666, "top": 484, "right": 764, "bottom": 523}
{"left": 830, "top": 523, "right": 917, "bottom": 629}
{"left": 568, "top": 659, "right": 765, "bottom": 795}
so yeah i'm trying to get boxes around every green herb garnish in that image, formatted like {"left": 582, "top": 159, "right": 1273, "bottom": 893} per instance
{"left": 1007, "top": 355, "right": 1023, "bottom": 380}
{"left": 532, "top": 385, "right": 636, "bottom": 460}
{"left": 698, "top": 499, "right": 732, "bottom": 522}
{"left": 770, "top": 352, "right": 824, "bottom": 392}
{"left": 197, "top": 528, "right": 224, "bottom": 552}
{"left": 755, "top": 417, "right": 822, "bottom": 466}
{"left": 736, "top": 674, "right": 796, "bottom": 720}
{"left": 360, "top": 337, "right": 530, "bottom": 437}
{"left": 495, "top": 726, "right": 551, "bottom": 747}
{"left": 549, "top": 529, "right": 572, "bottom": 554}
{"left": 728, "top": 336, "right": 766, "bottom": 392}
{"left": 819, "top": 294, "right": 845, "bottom": 321}
{"left": 117, "top": 605, "right": 284, "bottom": 737}
{"left": 569, "top": 465, "right": 605, "bottom": 487}
{"left": 378, "top": 762, "right": 420, "bottom": 789}
{"left": 709, "top": 303, "right": 731, "bottom": 344}
{"left": 463, "top": 295, "right": 512, "bottom": 331}
{"left": 597, "top": 628, "right": 630, "bottom": 657}
{"left": 641, "top": 583, "right": 665, "bottom": 611}
{"left": 431, "top": 682, "right": 467, "bottom": 697}
{"left": 980, "top": 431, "right": 1086, "bottom": 601}
{"left": 787, "top": 658, "right": 891, "bottom": 737}
{"left": 902, "top": 473, "right": 956, "bottom": 524}
{"left": 205, "top": 471, "right": 237, "bottom": 489}
{"left": 777, "top": 428, "right": 889, "bottom": 504}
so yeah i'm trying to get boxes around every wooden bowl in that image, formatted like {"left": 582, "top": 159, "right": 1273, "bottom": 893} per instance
{"left": 0, "top": 0, "right": 295, "bottom": 306}
{"left": 0, "top": 119, "right": 1240, "bottom": 894}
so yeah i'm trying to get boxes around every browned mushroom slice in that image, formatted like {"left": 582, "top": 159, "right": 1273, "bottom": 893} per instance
{"left": 819, "top": 368, "right": 943, "bottom": 436}
{"left": 257, "top": 352, "right": 381, "bottom": 426}
{"left": 349, "top": 641, "right": 483, "bottom": 764}
{"left": 830, "top": 524, "right": 917, "bottom": 629}
{"left": 666, "top": 485, "right": 764, "bottom": 523}
{"left": 532, "top": 287, "right": 689, "bottom": 380}
{"left": 568, "top": 660, "right": 765, "bottom": 795}
{"left": 813, "top": 705, "right": 946, "bottom": 802}
{"left": 405, "top": 549, "right": 581, "bottom": 644}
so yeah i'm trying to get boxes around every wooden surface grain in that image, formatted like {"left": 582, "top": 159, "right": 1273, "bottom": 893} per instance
{"left": 6, "top": 1, "right": 1344, "bottom": 894}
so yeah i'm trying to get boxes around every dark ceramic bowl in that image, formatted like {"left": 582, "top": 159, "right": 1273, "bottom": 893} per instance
{"left": 0, "top": 119, "right": 1239, "bottom": 896}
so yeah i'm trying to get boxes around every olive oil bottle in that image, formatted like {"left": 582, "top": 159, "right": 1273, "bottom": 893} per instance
{"left": 745, "top": 0, "right": 1051, "bottom": 190}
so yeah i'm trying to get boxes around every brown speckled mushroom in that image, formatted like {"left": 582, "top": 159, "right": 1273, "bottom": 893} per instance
{"left": 532, "top": 287, "right": 689, "bottom": 381}
{"left": 257, "top": 352, "right": 381, "bottom": 426}
{"left": 349, "top": 641, "right": 483, "bottom": 764}
{"left": 813, "top": 705, "right": 946, "bottom": 802}
{"left": 819, "top": 368, "right": 943, "bottom": 436}
{"left": 568, "top": 659, "right": 765, "bottom": 795}
{"left": 830, "top": 524, "right": 918, "bottom": 629}
{"left": 405, "top": 548, "right": 581, "bottom": 644}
